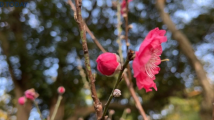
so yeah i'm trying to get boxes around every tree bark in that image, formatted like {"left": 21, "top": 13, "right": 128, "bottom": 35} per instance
{"left": 74, "top": 0, "right": 103, "bottom": 119}
{"left": 156, "top": 0, "right": 214, "bottom": 119}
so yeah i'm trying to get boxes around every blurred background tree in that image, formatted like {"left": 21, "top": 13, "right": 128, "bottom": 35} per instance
{"left": 0, "top": 0, "right": 213, "bottom": 120}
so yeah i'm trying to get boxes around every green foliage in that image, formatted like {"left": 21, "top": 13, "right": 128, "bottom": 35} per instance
{"left": 164, "top": 97, "right": 200, "bottom": 120}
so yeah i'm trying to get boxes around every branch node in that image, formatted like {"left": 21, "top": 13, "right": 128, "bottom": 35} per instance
{"left": 84, "top": 50, "right": 88, "bottom": 54}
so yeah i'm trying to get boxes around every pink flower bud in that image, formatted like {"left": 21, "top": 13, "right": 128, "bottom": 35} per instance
{"left": 18, "top": 96, "right": 26, "bottom": 105}
{"left": 24, "top": 88, "right": 39, "bottom": 100}
{"left": 96, "top": 52, "right": 121, "bottom": 76}
{"left": 57, "top": 86, "right": 65, "bottom": 94}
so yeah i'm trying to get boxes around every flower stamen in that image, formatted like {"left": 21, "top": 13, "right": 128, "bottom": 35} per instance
{"left": 161, "top": 59, "right": 170, "bottom": 62}
{"left": 145, "top": 49, "right": 159, "bottom": 78}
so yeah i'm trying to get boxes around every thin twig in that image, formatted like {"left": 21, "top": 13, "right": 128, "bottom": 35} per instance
{"left": 116, "top": 0, "right": 124, "bottom": 64}
{"left": 122, "top": 0, "right": 133, "bottom": 84}
{"left": 74, "top": 0, "right": 103, "bottom": 119}
{"left": 50, "top": 95, "right": 63, "bottom": 120}
{"left": 33, "top": 100, "right": 43, "bottom": 120}
{"left": 70, "top": 1, "right": 148, "bottom": 119}
{"left": 124, "top": 0, "right": 130, "bottom": 51}
{"left": 120, "top": 109, "right": 127, "bottom": 119}
{"left": 77, "top": 57, "right": 90, "bottom": 89}
{"left": 68, "top": 0, "right": 106, "bottom": 53}
{"left": 102, "top": 58, "right": 130, "bottom": 119}
{"left": 123, "top": 74, "right": 148, "bottom": 120}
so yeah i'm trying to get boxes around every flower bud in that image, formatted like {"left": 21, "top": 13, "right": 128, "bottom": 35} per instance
{"left": 18, "top": 96, "right": 26, "bottom": 105}
{"left": 25, "top": 88, "right": 39, "bottom": 100}
{"left": 58, "top": 86, "right": 65, "bottom": 94}
{"left": 96, "top": 52, "right": 121, "bottom": 76}
{"left": 113, "top": 89, "right": 121, "bottom": 97}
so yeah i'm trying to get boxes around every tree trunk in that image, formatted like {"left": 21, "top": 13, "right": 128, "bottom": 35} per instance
{"left": 156, "top": 0, "right": 214, "bottom": 119}
{"left": 15, "top": 85, "right": 32, "bottom": 120}
{"left": 0, "top": 33, "right": 32, "bottom": 120}
{"left": 49, "top": 97, "right": 65, "bottom": 120}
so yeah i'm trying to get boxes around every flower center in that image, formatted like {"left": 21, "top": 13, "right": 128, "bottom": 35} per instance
{"left": 145, "top": 49, "right": 159, "bottom": 78}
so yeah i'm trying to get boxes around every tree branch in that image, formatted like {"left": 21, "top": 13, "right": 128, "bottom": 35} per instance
{"left": 116, "top": 0, "right": 124, "bottom": 64}
{"left": 74, "top": 0, "right": 103, "bottom": 119}
{"left": 67, "top": 102, "right": 138, "bottom": 120}
{"left": 124, "top": 0, "right": 130, "bottom": 51}
{"left": 69, "top": 1, "right": 148, "bottom": 119}
{"left": 124, "top": 73, "right": 148, "bottom": 120}
{"left": 68, "top": 0, "right": 106, "bottom": 53}
{"left": 102, "top": 58, "right": 130, "bottom": 119}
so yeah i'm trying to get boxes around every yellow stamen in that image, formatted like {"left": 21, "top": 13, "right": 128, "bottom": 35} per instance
{"left": 161, "top": 59, "right": 170, "bottom": 62}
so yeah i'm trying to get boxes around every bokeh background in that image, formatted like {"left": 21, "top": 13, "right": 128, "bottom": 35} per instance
{"left": 0, "top": 0, "right": 214, "bottom": 120}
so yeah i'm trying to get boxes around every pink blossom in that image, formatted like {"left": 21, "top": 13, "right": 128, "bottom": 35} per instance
{"left": 96, "top": 52, "right": 121, "bottom": 76}
{"left": 18, "top": 96, "right": 26, "bottom": 105}
{"left": 132, "top": 28, "right": 167, "bottom": 92}
{"left": 121, "top": 0, "right": 132, "bottom": 15}
{"left": 58, "top": 86, "right": 65, "bottom": 94}
{"left": 24, "top": 88, "right": 39, "bottom": 100}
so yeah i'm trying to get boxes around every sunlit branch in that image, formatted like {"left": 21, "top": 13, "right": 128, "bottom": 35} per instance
{"left": 67, "top": 0, "right": 107, "bottom": 53}
{"left": 74, "top": 0, "right": 103, "bottom": 119}
{"left": 116, "top": 0, "right": 124, "bottom": 64}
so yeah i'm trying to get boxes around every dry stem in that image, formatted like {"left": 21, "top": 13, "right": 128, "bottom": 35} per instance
{"left": 68, "top": 0, "right": 106, "bottom": 53}
{"left": 70, "top": 1, "right": 148, "bottom": 119}
{"left": 74, "top": 0, "right": 103, "bottom": 119}
{"left": 124, "top": 73, "right": 148, "bottom": 120}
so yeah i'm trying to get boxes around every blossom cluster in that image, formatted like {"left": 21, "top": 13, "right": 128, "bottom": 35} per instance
{"left": 96, "top": 28, "right": 167, "bottom": 92}
{"left": 18, "top": 86, "right": 65, "bottom": 105}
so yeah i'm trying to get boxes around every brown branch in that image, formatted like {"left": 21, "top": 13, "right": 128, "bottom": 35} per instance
{"left": 102, "top": 58, "right": 131, "bottom": 119}
{"left": 67, "top": 102, "right": 138, "bottom": 120}
{"left": 122, "top": 0, "right": 133, "bottom": 85}
{"left": 124, "top": 73, "right": 148, "bottom": 120}
{"left": 69, "top": 0, "right": 148, "bottom": 119}
{"left": 122, "top": 2, "right": 148, "bottom": 119}
{"left": 156, "top": 0, "right": 213, "bottom": 119}
{"left": 68, "top": 0, "right": 107, "bottom": 53}
{"left": 124, "top": 0, "right": 130, "bottom": 51}
{"left": 74, "top": 0, "right": 103, "bottom": 119}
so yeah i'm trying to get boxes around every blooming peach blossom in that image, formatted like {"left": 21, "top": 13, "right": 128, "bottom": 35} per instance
{"left": 24, "top": 88, "right": 39, "bottom": 100}
{"left": 96, "top": 52, "right": 121, "bottom": 76}
{"left": 58, "top": 86, "right": 65, "bottom": 94}
{"left": 133, "top": 28, "right": 167, "bottom": 92}
{"left": 18, "top": 96, "right": 26, "bottom": 105}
